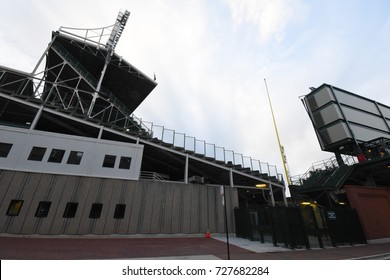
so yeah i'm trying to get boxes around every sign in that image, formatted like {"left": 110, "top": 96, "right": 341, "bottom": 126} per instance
{"left": 327, "top": 211, "right": 336, "bottom": 220}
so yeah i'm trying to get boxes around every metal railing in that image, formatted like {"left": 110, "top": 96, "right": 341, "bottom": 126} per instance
{"left": 139, "top": 171, "right": 165, "bottom": 181}
{"left": 58, "top": 24, "right": 117, "bottom": 49}
{"left": 290, "top": 155, "right": 358, "bottom": 186}
{"left": 138, "top": 121, "right": 283, "bottom": 181}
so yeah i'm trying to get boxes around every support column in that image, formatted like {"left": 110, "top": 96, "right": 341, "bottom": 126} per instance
{"left": 87, "top": 61, "right": 109, "bottom": 117}
{"left": 269, "top": 182, "right": 275, "bottom": 207}
{"left": 335, "top": 152, "right": 345, "bottom": 166}
{"left": 229, "top": 168, "right": 234, "bottom": 188}
{"left": 184, "top": 154, "right": 189, "bottom": 184}
{"left": 97, "top": 126, "right": 104, "bottom": 139}
{"left": 30, "top": 106, "right": 44, "bottom": 130}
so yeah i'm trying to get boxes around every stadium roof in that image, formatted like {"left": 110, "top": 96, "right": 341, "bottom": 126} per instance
{"left": 44, "top": 31, "right": 157, "bottom": 114}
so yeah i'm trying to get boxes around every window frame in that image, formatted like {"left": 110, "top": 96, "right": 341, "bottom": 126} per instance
{"left": 63, "top": 202, "right": 79, "bottom": 218}
{"left": 48, "top": 148, "right": 66, "bottom": 163}
{"left": 35, "top": 201, "right": 52, "bottom": 218}
{"left": 113, "top": 204, "right": 126, "bottom": 219}
{"left": 89, "top": 203, "right": 103, "bottom": 219}
{"left": 119, "top": 156, "right": 132, "bottom": 170}
{"left": 6, "top": 200, "right": 24, "bottom": 216}
{"left": 67, "top": 151, "right": 84, "bottom": 165}
{"left": 102, "top": 154, "right": 116, "bottom": 168}
{"left": 27, "top": 146, "right": 47, "bottom": 161}
{"left": 0, "top": 142, "right": 13, "bottom": 158}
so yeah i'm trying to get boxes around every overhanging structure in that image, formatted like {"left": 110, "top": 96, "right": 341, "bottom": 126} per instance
{"left": 291, "top": 84, "right": 390, "bottom": 206}
{"left": 302, "top": 84, "right": 390, "bottom": 156}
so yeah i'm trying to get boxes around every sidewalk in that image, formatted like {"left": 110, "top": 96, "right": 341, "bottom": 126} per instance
{"left": 1, "top": 234, "right": 389, "bottom": 260}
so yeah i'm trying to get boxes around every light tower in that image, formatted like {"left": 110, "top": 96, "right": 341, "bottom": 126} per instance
{"left": 88, "top": 10, "right": 131, "bottom": 116}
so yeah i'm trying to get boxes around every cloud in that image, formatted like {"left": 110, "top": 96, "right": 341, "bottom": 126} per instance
{"left": 223, "top": 0, "right": 307, "bottom": 43}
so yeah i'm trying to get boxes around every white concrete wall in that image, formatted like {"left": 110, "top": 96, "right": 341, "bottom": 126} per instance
{"left": 0, "top": 125, "right": 143, "bottom": 180}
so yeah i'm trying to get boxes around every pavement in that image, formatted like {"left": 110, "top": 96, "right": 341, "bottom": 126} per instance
{"left": 1, "top": 234, "right": 390, "bottom": 260}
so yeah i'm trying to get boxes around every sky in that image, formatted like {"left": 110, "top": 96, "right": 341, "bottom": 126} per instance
{"left": 1, "top": 0, "right": 390, "bottom": 181}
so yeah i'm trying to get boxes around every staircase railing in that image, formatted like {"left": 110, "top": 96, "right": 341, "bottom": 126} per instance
{"left": 291, "top": 155, "right": 357, "bottom": 187}
{"left": 322, "top": 164, "right": 355, "bottom": 188}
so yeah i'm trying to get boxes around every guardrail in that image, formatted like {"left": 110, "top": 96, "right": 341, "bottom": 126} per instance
{"left": 136, "top": 121, "right": 283, "bottom": 181}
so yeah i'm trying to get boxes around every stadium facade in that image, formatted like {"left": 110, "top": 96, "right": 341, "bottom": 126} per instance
{"left": 0, "top": 11, "right": 286, "bottom": 235}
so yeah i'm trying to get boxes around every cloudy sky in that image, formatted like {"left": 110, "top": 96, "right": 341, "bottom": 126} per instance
{"left": 1, "top": 0, "right": 390, "bottom": 180}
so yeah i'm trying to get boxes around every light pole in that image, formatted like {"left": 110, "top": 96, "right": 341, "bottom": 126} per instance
{"left": 264, "top": 79, "right": 291, "bottom": 205}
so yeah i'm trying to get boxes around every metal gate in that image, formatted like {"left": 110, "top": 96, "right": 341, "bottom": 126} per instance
{"left": 234, "top": 206, "right": 366, "bottom": 249}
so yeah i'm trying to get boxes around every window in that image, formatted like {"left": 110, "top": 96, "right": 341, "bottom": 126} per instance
{"left": 48, "top": 149, "right": 65, "bottom": 163}
{"left": 6, "top": 200, "right": 23, "bottom": 216}
{"left": 0, "top": 142, "right": 13, "bottom": 158}
{"left": 119, "top": 157, "right": 132, "bottom": 170}
{"left": 102, "top": 155, "right": 116, "bottom": 168}
{"left": 35, "top": 201, "right": 52, "bottom": 218}
{"left": 114, "top": 204, "right": 126, "bottom": 219}
{"left": 67, "top": 151, "right": 83, "bottom": 165}
{"left": 89, "top": 203, "right": 103, "bottom": 219}
{"left": 27, "top": 146, "right": 47, "bottom": 161}
{"left": 63, "top": 202, "right": 78, "bottom": 218}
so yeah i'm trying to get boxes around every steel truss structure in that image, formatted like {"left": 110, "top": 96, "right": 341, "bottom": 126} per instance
{"left": 3, "top": 10, "right": 155, "bottom": 137}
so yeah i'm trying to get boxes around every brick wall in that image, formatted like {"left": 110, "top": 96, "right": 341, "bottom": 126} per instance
{"left": 345, "top": 185, "right": 390, "bottom": 240}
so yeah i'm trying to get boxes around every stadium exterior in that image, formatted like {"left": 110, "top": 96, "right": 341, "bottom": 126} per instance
{"left": 0, "top": 11, "right": 286, "bottom": 235}
{"left": 290, "top": 84, "right": 390, "bottom": 243}
{"left": 234, "top": 85, "right": 390, "bottom": 247}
